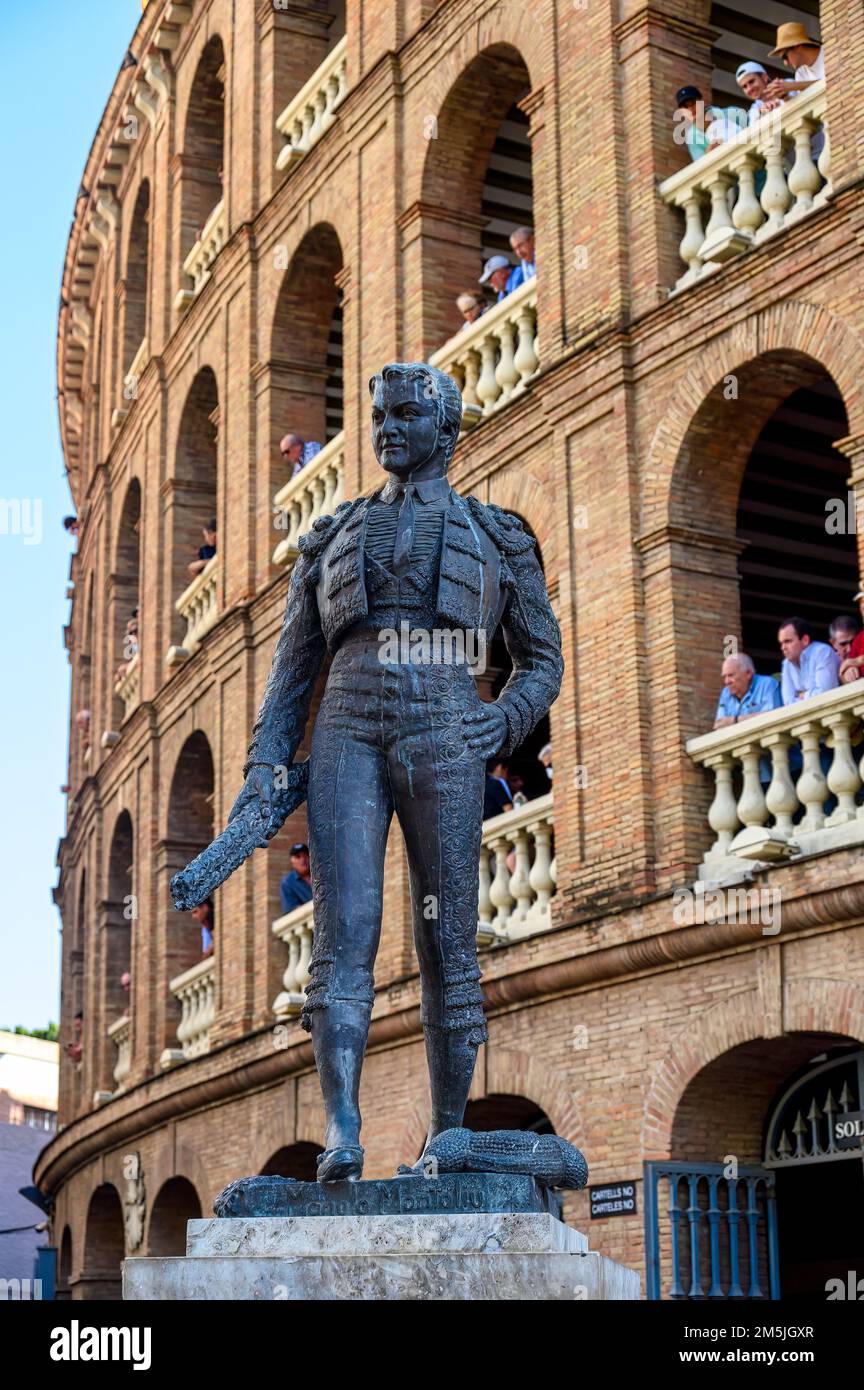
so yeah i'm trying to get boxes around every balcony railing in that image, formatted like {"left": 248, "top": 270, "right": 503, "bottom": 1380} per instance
{"left": 268, "top": 796, "right": 557, "bottom": 1016}
{"left": 107, "top": 1015, "right": 131, "bottom": 1092}
{"left": 174, "top": 198, "right": 227, "bottom": 312}
{"left": 166, "top": 555, "right": 218, "bottom": 666}
{"left": 162, "top": 956, "right": 215, "bottom": 1063}
{"left": 687, "top": 680, "right": 864, "bottom": 880}
{"left": 275, "top": 36, "right": 348, "bottom": 172}
{"left": 272, "top": 431, "right": 345, "bottom": 566}
{"left": 271, "top": 901, "right": 314, "bottom": 1018}
{"left": 114, "top": 650, "right": 140, "bottom": 721}
{"left": 429, "top": 278, "right": 539, "bottom": 431}
{"left": 659, "top": 82, "right": 831, "bottom": 293}
{"left": 478, "top": 793, "right": 556, "bottom": 944}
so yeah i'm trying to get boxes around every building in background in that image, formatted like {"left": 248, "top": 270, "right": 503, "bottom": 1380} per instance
{"left": 39, "top": 0, "right": 864, "bottom": 1301}
{"left": 0, "top": 1031, "right": 58, "bottom": 1285}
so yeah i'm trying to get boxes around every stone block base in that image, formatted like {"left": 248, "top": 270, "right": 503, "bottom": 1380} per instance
{"left": 124, "top": 1203, "right": 639, "bottom": 1301}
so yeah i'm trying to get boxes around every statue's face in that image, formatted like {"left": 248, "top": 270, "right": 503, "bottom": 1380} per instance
{"left": 371, "top": 376, "right": 443, "bottom": 477}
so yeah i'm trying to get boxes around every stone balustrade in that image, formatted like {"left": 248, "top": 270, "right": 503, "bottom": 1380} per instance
{"left": 687, "top": 680, "right": 864, "bottom": 881}
{"left": 124, "top": 336, "right": 149, "bottom": 396}
{"left": 166, "top": 555, "right": 218, "bottom": 666}
{"left": 271, "top": 901, "right": 314, "bottom": 1018}
{"left": 275, "top": 37, "right": 348, "bottom": 172}
{"left": 162, "top": 956, "right": 216, "bottom": 1063}
{"left": 174, "top": 198, "right": 227, "bottom": 311}
{"left": 268, "top": 795, "right": 558, "bottom": 1018}
{"left": 114, "top": 650, "right": 140, "bottom": 721}
{"left": 478, "top": 793, "right": 556, "bottom": 944}
{"left": 659, "top": 82, "right": 831, "bottom": 293}
{"left": 107, "top": 1015, "right": 131, "bottom": 1092}
{"left": 429, "top": 279, "right": 539, "bottom": 430}
{"left": 272, "top": 431, "right": 345, "bottom": 566}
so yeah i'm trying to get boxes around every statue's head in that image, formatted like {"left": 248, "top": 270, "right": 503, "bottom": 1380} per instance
{"left": 368, "top": 363, "right": 462, "bottom": 478}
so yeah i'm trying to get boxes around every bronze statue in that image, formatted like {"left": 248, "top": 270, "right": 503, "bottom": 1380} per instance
{"left": 173, "top": 363, "right": 564, "bottom": 1185}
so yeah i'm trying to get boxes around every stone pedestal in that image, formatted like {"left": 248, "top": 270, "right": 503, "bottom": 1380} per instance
{"left": 124, "top": 1175, "right": 639, "bottom": 1301}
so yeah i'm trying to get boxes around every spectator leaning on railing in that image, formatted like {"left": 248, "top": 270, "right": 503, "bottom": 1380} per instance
{"left": 456, "top": 292, "right": 486, "bottom": 330}
{"left": 187, "top": 520, "right": 217, "bottom": 578}
{"left": 479, "top": 254, "right": 514, "bottom": 303}
{"left": 778, "top": 616, "right": 840, "bottom": 704}
{"left": 837, "top": 587, "right": 864, "bottom": 684}
{"left": 763, "top": 23, "right": 824, "bottom": 106}
{"left": 507, "top": 226, "right": 536, "bottom": 291}
{"left": 713, "top": 653, "right": 781, "bottom": 728}
{"left": 735, "top": 62, "right": 772, "bottom": 124}
{"left": 674, "top": 85, "right": 747, "bottom": 162}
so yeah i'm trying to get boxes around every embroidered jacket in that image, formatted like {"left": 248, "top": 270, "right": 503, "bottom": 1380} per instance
{"left": 244, "top": 484, "right": 563, "bottom": 772}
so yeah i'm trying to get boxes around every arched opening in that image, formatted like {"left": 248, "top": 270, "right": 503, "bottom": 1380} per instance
{"left": 420, "top": 44, "right": 533, "bottom": 352}
{"left": 57, "top": 1226, "right": 72, "bottom": 1301}
{"left": 103, "top": 813, "right": 133, "bottom": 1077}
{"left": 464, "top": 1094, "right": 556, "bottom": 1134}
{"left": 178, "top": 36, "right": 225, "bottom": 266}
{"left": 112, "top": 479, "right": 141, "bottom": 724}
{"left": 736, "top": 377, "right": 851, "bottom": 670}
{"left": 147, "top": 1177, "right": 202, "bottom": 1256}
{"left": 260, "top": 1142, "right": 323, "bottom": 1181}
{"left": 169, "top": 367, "right": 218, "bottom": 644}
{"left": 269, "top": 224, "right": 344, "bottom": 496}
{"left": 64, "top": 870, "right": 87, "bottom": 1116}
{"left": 79, "top": 1184, "right": 124, "bottom": 1300}
{"left": 123, "top": 180, "right": 150, "bottom": 378}
{"left": 647, "top": 1032, "right": 861, "bottom": 1301}
{"left": 166, "top": 732, "right": 215, "bottom": 983}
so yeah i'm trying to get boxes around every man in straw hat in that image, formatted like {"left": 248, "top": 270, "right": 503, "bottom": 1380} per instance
{"left": 764, "top": 22, "right": 824, "bottom": 105}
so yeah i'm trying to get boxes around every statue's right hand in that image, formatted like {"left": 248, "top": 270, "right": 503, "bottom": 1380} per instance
{"left": 227, "top": 764, "right": 275, "bottom": 843}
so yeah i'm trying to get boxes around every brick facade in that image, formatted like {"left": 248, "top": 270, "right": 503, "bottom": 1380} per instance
{"left": 41, "top": 0, "right": 864, "bottom": 1300}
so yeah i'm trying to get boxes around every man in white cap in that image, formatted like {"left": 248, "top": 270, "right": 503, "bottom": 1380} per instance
{"left": 735, "top": 61, "right": 772, "bottom": 124}
{"left": 479, "top": 254, "right": 514, "bottom": 303}
{"left": 764, "top": 22, "right": 824, "bottom": 103}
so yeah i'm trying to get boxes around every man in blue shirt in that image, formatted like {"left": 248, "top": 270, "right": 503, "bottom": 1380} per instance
{"left": 478, "top": 254, "right": 513, "bottom": 302}
{"left": 280, "top": 843, "right": 313, "bottom": 915}
{"left": 506, "top": 227, "right": 536, "bottom": 293}
{"left": 714, "top": 653, "right": 782, "bottom": 727}
{"left": 778, "top": 617, "right": 840, "bottom": 705}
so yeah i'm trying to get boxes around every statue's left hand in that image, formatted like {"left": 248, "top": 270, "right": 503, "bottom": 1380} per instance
{"left": 463, "top": 702, "right": 508, "bottom": 758}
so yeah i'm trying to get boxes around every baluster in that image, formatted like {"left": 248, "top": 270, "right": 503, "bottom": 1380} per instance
{"left": 513, "top": 304, "right": 539, "bottom": 384}
{"left": 668, "top": 1175, "right": 685, "bottom": 1299}
{"left": 745, "top": 1179, "right": 764, "bottom": 1298}
{"left": 686, "top": 1175, "right": 705, "bottom": 1298}
{"left": 528, "top": 817, "right": 555, "bottom": 924}
{"left": 284, "top": 932, "right": 301, "bottom": 994}
{"left": 823, "top": 712, "right": 861, "bottom": 824}
{"left": 726, "top": 1179, "right": 744, "bottom": 1298}
{"left": 494, "top": 319, "right": 519, "bottom": 403}
{"left": 476, "top": 335, "right": 500, "bottom": 415}
{"left": 704, "top": 753, "right": 739, "bottom": 856}
{"left": 791, "top": 722, "right": 827, "bottom": 831}
{"left": 508, "top": 828, "right": 534, "bottom": 929}
{"left": 310, "top": 473, "right": 327, "bottom": 527}
{"left": 815, "top": 118, "right": 832, "bottom": 202}
{"left": 677, "top": 192, "right": 706, "bottom": 287}
{"left": 297, "top": 923, "right": 313, "bottom": 994}
{"left": 707, "top": 1175, "right": 723, "bottom": 1297}
{"left": 733, "top": 741, "right": 768, "bottom": 828}
{"left": 488, "top": 835, "right": 515, "bottom": 934}
{"left": 699, "top": 171, "right": 736, "bottom": 258}
{"left": 477, "top": 845, "right": 494, "bottom": 936}
{"left": 756, "top": 129, "right": 792, "bottom": 239}
{"left": 462, "top": 349, "right": 482, "bottom": 423}
{"left": 786, "top": 118, "right": 822, "bottom": 221}
{"left": 762, "top": 733, "right": 798, "bottom": 834}
{"left": 287, "top": 501, "right": 302, "bottom": 551}
{"left": 332, "top": 457, "right": 345, "bottom": 509}
{"left": 731, "top": 154, "right": 765, "bottom": 238}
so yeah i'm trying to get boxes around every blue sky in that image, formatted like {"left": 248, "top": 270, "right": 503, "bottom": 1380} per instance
{"left": 0, "top": 3, "right": 139, "bottom": 1030}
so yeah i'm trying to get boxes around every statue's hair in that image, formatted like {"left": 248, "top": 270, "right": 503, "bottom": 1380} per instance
{"left": 368, "top": 362, "right": 463, "bottom": 466}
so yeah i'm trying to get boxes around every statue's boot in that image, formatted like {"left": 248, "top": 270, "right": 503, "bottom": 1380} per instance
{"left": 396, "top": 1024, "right": 480, "bottom": 1174}
{"left": 310, "top": 1000, "right": 371, "bottom": 1182}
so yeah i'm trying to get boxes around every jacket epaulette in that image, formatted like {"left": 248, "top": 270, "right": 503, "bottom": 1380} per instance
{"left": 463, "top": 494, "right": 536, "bottom": 556}
{"left": 296, "top": 498, "right": 364, "bottom": 561}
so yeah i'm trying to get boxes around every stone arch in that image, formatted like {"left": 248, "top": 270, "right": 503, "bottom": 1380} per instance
{"left": 485, "top": 468, "right": 555, "bottom": 570}
{"left": 163, "top": 730, "right": 216, "bottom": 992}
{"left": 122, "top": 179, "right": 150, "bottom": 377}
{"left": 269, "top": 222, "right": 344, "bottom": 470}
{"left": 259, "top": 1143, "right": 323, "bottom": 1180}
{"left": 80, "top": 1182, "right": 124, "bottom": 1300}
{"left": 146, "top": 1176, "right": 203, "bottom": 1256}
{"left": 168, "top": 365, "right": 219, "bottom": 644}
{"left": 642, "top": 978, "right": 864, "bottom": 1160}
{"left": 176, "top": 34, "right": 226, "bottom": 265}
{"left": 103, "top": 810, "right": 134, "bottom": 1051}
{"left": 58, "top": 1224, "right": 72, "bottom": 1300}
{"left": 414, "top": 39, "right": 534, "bottom": 352}
{"left": 642, "top": 300, "right": 864, "bottom": 537}
{"left": 111, "top": 477, "right": 141, "bottom": 723}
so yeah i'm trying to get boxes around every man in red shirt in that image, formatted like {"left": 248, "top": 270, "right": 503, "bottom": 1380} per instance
{"left": 837, "top": 592, "right": 864, "bottom": 683}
